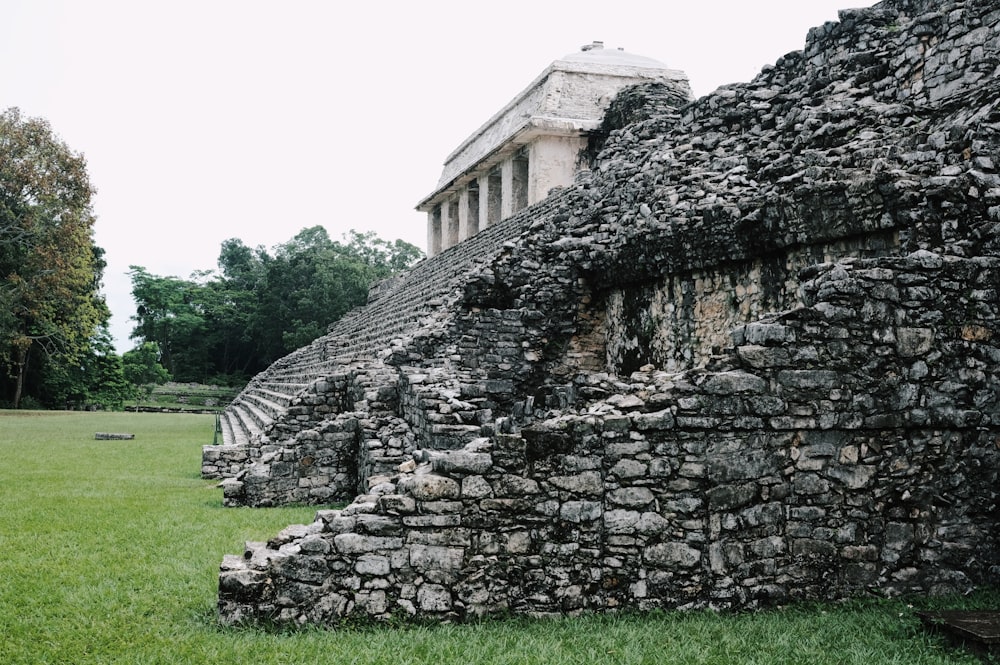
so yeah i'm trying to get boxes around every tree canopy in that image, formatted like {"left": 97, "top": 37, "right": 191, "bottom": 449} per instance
{"left": 0, "top": 106, "right": 422, "bottom": 407}
{"left": 0, "top": 108, "right": 111, "bottom": 408}
{"left": 129, "top": 227, "right": 422, "bottom": 384}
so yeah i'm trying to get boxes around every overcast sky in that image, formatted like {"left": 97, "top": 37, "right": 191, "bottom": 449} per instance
{"left": 1, "top": 0, "right": 878, "bottom": 353}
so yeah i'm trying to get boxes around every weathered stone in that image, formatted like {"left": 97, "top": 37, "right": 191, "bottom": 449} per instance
{"left": 376, "top": 495, "right": 417, "bottom": 515}
{"left": 896, "top": 328, "right": 935, "bottom": 357}
{"left": 416, "top": 584, "right": 453, "bottom": 612}
{"left": 355, "top": 554, "right": 391, "bottom": 576}
{"left": 608, "top": 487, "right": 655, "bottom": 508}
{"left": 703, "top": 371, "right": 768, "bottom": 395}
{"left": 401, "top": 474, "right": 461, "bottom": 501}
{"left": 494, "top": 475, "right": 540, "bottom": 496}
{"left": 631, "top": 409, "right": 675, "bottom": 431}
{"left": 560, "top": 500, "right": 603, "bottom": 523}
{"left": 433, "top": 451, "right": 493, "bottom": 475}
{"left": 461, "top": 475, "right": 493, "bottom": 499}
{"left": 410, "top": 545, "right": 465, "bottom": 572}
{"left": 215, "top": 0, "right": 1000, "bottom": 630}
{"left": 645, "top": 542, "right": 701, "bottom": 568}
{"left": 273, "top": 555, "right": 328, "bottom": 584}
{"left": 333, "top": 534, "right": 403, "bottom": 554}
{"left": 548, "top": 471, "right": 603, "bottom": 495}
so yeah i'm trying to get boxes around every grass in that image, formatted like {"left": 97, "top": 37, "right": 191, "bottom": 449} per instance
{"left": 0, "top": 410, "right": 996, "bottom": 664}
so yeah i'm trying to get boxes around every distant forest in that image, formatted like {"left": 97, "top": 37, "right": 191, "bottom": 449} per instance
{"left": 0, "top": 106, "right": 421, "bottom": 409}
{"left": 128, "top": 227, "right": 422, "bottom": 385}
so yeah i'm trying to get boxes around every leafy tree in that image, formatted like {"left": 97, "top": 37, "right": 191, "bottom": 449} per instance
{"left": 128, "top": 228, "right": 422, "bottom": 384}
{"left": 261, "top": 226, "right": 372, "bottom": 354}
{"left": 40, "top": 324, "right": 133, "bottom": 410}
{"left": 344, "top": 229, "right": 424, "bottom": 275}
{"left": 81, "top": 329, "right": 134, "bottom": 409}
{"left": 0, "top": 107, "right": 109, "bottom": 408}
{"left": 122, "top": 341, "right": 171, "bottom": 405}
{"left": 127, "top": 267, "right": 209, "bottom": 381}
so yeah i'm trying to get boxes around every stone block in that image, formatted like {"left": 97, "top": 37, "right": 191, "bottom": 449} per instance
{"left": 355, "top": 554, "right": 391, "bottom": 576}
{"left": 702, "top": 371, "right": 768, "bottom": 395}
{"left": 645, "top": 542, "right": 701, "bottom": 568}
{"left": 560, "top": 500, "right": 603, "bottom": 523}
{"left": 433, "top": 451, "right": 493, "bottom": 475}
{"left": 333, "top": 534, "right": 404, "bottom": 554}
{"left": 273, "top": 555, "right": 329, "bottom": 584}
{"left": 548, "top": 471, "right": 603, "bottom": 495}
{"left": 401, "top": 474, "right": 461, "bottom": 501}
{"left": 608, "top": 487, "right": 655, "bottom": 508}
{"left": 631, "top": 409, "right": 676, "bottom": 431}
{"left": 410, "top": 545, "right": 465, "bottom": 572}
{"left": 417, "top": 584, "right": 453, "bottom": 612}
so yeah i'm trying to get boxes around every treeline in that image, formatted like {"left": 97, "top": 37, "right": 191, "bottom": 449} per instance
{"left": 128, "top": 227, "right": 421, "bottom": 384}
{"left": 0, "top": 107, "right": 421, "bottom": 409}
{"left": 0, "top": 108, "right": 121, "bottom": 409}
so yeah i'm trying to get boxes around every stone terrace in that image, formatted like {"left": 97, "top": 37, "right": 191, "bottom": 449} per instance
{"left": 203, "top": 190, "right": 576, "bottom": 493}
{"left": 214, "top": 0, "right": 1000, "bottom": 628}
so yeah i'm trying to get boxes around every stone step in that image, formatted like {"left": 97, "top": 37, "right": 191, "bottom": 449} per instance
{"left": 917, "top": 610, "right": 1000, "bottom": 660}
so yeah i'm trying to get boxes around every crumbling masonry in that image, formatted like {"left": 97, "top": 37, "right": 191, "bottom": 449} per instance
{"left": 209, "top": 0, "right": 1000, "bottom": 627}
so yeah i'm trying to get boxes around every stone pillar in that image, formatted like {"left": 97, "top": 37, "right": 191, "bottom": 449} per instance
{"left": 466, "top": 180, "right": 480, "bottom": 237}
{"left": 443, "top": 198, "right": 460, "bottom": 250}
{"left": 512, "top": 152, "right": 529, "bottom": 214}
{"left": 501, "top": 158, "right": 514, "bottom": 220}
{"left": 458, "top": 189, "right": 471, "bottom": 242}
{"left": 528, "top": 135, "right": 584, "bottom": 203}
{"left": 486, "top": 169, "right": 502, "bottom": 227}
{"left": 477, "top": 175, "right": 489, "bottom": 229}
{"left": 428, "top": 208, "right": 442, "bottom": 258}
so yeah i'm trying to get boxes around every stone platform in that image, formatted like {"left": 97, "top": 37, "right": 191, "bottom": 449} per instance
{"left": 917, "top": 611, "right": 1000, "bottom": 661}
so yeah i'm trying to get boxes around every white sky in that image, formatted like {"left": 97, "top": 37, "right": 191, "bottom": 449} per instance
{"left": 1, "top": 0, "right": 877, "bottom": 353}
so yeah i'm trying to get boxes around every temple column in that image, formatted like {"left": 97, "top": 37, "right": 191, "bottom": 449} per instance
{"left": 501, "top": 158, "right": 514, "bottom": 220}
{"left": 477, "top": 175, "right": 490, "bottom": 229}
{"left": 443, "top": 198, "right": 460, "bottom": 250}
{"left": 466, "top": 184, "right": 480, "bottom": 238}
{"left": 486, "top": 169, "right": 502, "bottom": 226}
{"left": 428, "top": 207, "right": 442, "bottom": 258}
{"left": 528, "top": 135, "right": 584, "bottom": 203}
{"left": 512, "top": 151, "right": 529, "bottom": 214}
{"left": 458, "top": 188, "right": 477, "bottom": 242}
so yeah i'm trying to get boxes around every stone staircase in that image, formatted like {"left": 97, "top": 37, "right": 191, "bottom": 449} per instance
{"left": 203, "top": 190, "right": 572, "bottom": 481}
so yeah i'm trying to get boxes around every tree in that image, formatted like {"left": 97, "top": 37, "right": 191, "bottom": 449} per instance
{"left": 127, "top": 266, "right": 209, "bottom": 381}
{"left": 128, "top": 228, "right": 422, "bottom": 385}
{"left": 40, "top": 324, "right": 132, "bottom": 410}
{"left": 122, "top": 342, "right": 171, "bottom": 405}
{"left": 0, "top": 108, "right": 109, "bottom": 408}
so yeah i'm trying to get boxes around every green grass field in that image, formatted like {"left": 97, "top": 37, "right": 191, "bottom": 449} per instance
{"left": 0, "top": 411, "right": 994, "bottom": 664}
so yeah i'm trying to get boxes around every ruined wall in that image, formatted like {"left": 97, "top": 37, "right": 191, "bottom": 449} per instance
{"left": 602, "top": 234, "right": 898, "bottom": 374}
{"left": 206, "top": 190, "right": 576, "bottom": 506}
{"left": 220, "top": 252, "right": 1000, "bottom": 625}
{"left": 215, "top": 0, "right": 1000, "bottom": 627}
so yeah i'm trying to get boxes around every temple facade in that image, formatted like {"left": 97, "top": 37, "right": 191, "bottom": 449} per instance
{"left": 417, "top": 41, "right": 692, "bottom": 257}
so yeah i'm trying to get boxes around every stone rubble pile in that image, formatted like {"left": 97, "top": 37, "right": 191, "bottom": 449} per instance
{"left": 215, "top": 0, "right": 999, "bottom": 627}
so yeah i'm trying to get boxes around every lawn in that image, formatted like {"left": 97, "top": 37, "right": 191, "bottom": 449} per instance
{"left": 0, "top": 410, "right": 994, "bottom": 664}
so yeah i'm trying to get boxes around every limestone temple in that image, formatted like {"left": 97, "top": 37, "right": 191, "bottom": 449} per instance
{"left": 417, "top": 42, "right": 691, "bottom": 257}
{"left": 208, "top": 0, "right": 1000, "bottom": 628}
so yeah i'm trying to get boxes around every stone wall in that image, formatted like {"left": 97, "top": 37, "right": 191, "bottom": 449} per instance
{"left": 219, "top": 252, "right": 1000, "bottom": 625}
{"left": 215, "top": 0, "right": 1000, "bottom": 627}
{"left": 205, "top": 190, "right": 576, "bottom": 505}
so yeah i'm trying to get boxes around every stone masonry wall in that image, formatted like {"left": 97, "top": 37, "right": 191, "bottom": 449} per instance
{"left": 207, "top": 190, "right": 576, "bottom": 505}
{"left": 216, "top": 0, "right": 1000, "bottom": 627}
{"left": 219, "top": 252, "right": 1000, "bottom": 625}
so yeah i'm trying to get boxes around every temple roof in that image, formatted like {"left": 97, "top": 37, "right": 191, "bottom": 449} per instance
{"left": 417, "top": 42, "right": 691, "bottom": 211}
{"left": 559, "top": 41, "right": 669, "bottom": 69}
